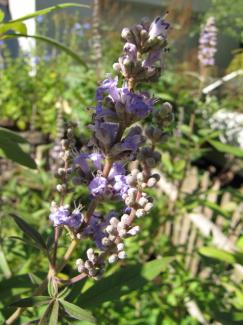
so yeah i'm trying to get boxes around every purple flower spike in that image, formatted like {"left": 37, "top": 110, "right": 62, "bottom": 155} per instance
{"left": 89, "top": 176, "right": 108, "bottom": 196}
{"left": 198, "top": 16, "right": 217, "bottom": 67}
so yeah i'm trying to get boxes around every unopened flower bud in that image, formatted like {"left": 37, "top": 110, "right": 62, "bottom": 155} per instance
{"left": 144, "top": 202, "right": 154, "bottom": 212}
{"left": 136, "top": 208, "right": 146, "bottom": 218}
{"left": 128, "top": 225, "right": 140, "bottom": 236}
{"left": 118, "top": 251, "right": 127, "bottom": 259}
{"left": 121, "top": 214, "right": 130, "bottom": 224}
{"left": 137, "top": 172, "right": 145, "bottom": 182}
{"left": 61, "top": 139, "right": 69, "bottom": 149}
{"left": 121, "top": 27, "right": 131, "bottom": 39}
{"left": 108, "top": 254, "right": 118, "bottom": 264}
{"left": 106, "top": 225, "right": 116, "bottom": 234}
{"left": 84, "top": 260, "right": 93, "bottom": 270}
{"left": 102, "top": 237, "right": 111, "bottom": 247}
{"left": 138, "top": 197, "right": 148, "bottom": 207}
{"left": 147, "top": 177, "right": 157, "bottom": 187}
{"left": 88, "top": 269, "right": 97, "bottom": 277}
{"left": 110, "top": 217, "right": 119, "bottom": 226}
{"left": 113, "top": 62, "right": 121, "bottom": 72}
{"left": 131, "top": 169, "right": 139, "bottom": 177}
{"left": 117, "top": 243, "right": 125, "bottom": 251}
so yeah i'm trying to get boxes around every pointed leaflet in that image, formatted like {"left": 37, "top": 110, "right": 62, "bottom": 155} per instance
{"left": 49, "top": 300, "right": 59, "bottom": 325}
{"left": 10, "top": 296, "right": 50, "bottom": 307}
{"left": 0, "top": 127, "right": 27, "bottom": 143}
{"left": 199, "top": 247, "right": 236, "bottom": 264}
{"left": 208, "top": 140, "right": 243, "bottom": 158}
{"left": 0, "top": 137, "right": 36, "bottom": 169}
{"left": 10, "top": 214, "right": 47, "bottom": 252}
{"left": 59, "top": 299, "right": 96, "bottom": 324}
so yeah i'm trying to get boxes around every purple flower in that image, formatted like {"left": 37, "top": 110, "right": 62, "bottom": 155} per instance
{"left": 113, "top": 175, "right": 129, "bottom": 196}
{"left": 123, "top": 42, "right": 137, "bottom": 61}
{"left": 36, "top": 15, "right": 44, "bottom": 23}
{"left": 49, "top": 206, "right": 82, "bottom": 228}
{"left": 96, "top": 77, "right": 154, "bottom": 122}
{"left": 198, "top": 16, "right": 217, "bottom": 67}
{"left": 149, "top": 16, "right": 170, "bottom": 39}
{"left": 89, "top": 176, "right": 107, "bottom": 196}
{"left": 108, "top": 162, "right": 125, "bottom": 179}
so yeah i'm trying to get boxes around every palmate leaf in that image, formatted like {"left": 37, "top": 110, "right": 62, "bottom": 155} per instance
{"left": 10, "top": 214, "right": 47, "bottom": 252}
{"left": 77, "top": 258, "right": 172, "bottom": 308}
{"left": 10, "top": 296, "right": 50, "bottom": 307}
{"left": 4, "top": 33, "right": 87, "bottom": 67}
{"left": 59, "top": 299, "right": 96, "bottom": 324}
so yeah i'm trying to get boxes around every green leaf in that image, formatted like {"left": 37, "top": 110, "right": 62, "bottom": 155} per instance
{"left": 10, "top": 214, "right": 47, "bottom": 251}
{"left": 0, "top": 127, "right": 27, "bottom": 143}
{"left": 198, "top": 199, "right": 230, "bottom": 218}
{"left": 0, "top": 21, "right": 27, "bottom": 35}
{"left": 77, "top": 258, "right": 171, "bottom": 308}
{"left": 4, "top": 34, "right": 87, "bottom": 67}
{"left": 0, "top": 249, "right": 11, "bottom": 278}
{"left": 0, "top": 10, "right": 5, "bottom": 23}
{"left": 49, "top": 300, "right": 59, "bottom": 325}
{"left": 60, "top": 299, "right": 96, "bottom": 324}
{"left": 0, "top": 137, "right": 36, "bottom": 169}
{"left": 38, "top": 302, "right": 54, "bottom": 325}
{"left": 199, "top": 247, "right": 236, "bottom": 264}
{"left": 10, "top": 296, "right": 50, "bottom": 307}
{"left": 208, "top": 140, "right": 243, "bottom": 158}
{"left": 9, "top": 3, "right": 89, "bottom": 23}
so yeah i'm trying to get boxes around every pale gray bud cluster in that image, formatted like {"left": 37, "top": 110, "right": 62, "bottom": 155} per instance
{"left": 137, "top": 147, "right": 161, "bottom": 168}
{"left": 153, "top": 102, "right": 173, "bottom": 128}
{"left": 76, "top": 248, "right": 104, "bottom": 280}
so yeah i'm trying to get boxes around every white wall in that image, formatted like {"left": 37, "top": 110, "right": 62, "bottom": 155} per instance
{"left": 9, "top": 0, "right": 36, "bottom": 52}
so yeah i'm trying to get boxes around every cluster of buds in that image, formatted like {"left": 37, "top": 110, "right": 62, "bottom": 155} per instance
{"left": 114, "top": 15, "right": 170, "bottom": 83}
{"left": 198, "top": 16, "right": 217, "bottom": 67}
{"left": 76, "top": 248, "right": 104, "bottom": 280}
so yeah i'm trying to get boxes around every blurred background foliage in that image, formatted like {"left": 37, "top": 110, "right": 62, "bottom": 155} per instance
{"left": 0, "top": 0, "right": 243, "bottom": 324}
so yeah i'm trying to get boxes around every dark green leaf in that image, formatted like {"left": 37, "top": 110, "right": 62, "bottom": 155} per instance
{"left": 10, "top": 296, "right": 50, "bottom": 307}
{"left": 5, "top": 34, "right": 87, "bottom": 67}
{"left": 208, "top": 140, "right": 243, "bottom": 158}
{"left": 199, "top": 247, "right": 236, "bottom": 264}
{"left": 77, "top": 258, "right": 171, "bottom": 308}
{"left": 0, "top": 137, "right": 36, "bottom": 169}
{"left": 49, "top": 300, "right": 59, "bottom": 325}
{"left": 10, "top": 214, "right": 47, "bottom": 251}
{"left": 0, "top": 127, "right": 27, "bottom": 143}
{"left": 60, "top": 299, "right": 96, "bottom": 324}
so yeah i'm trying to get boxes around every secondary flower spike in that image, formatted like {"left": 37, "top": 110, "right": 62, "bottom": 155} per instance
{"left": 198, "top": 16, "right": 217, "bottom": 67}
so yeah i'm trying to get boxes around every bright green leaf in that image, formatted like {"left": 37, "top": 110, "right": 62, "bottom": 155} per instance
{"left": 209, "top": 140, "right": 243, "bottom": 158}
{"left": 0, "top": 249, "right": 11, "bottom": 278}
{"left": 199, "top": 246, "right": 236, "bottom": 264}
{"left": 0, "top": 10, "right": 5, "bottom": 23}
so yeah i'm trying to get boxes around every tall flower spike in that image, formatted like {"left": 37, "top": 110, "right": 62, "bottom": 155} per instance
{"left": 198, "top": 16, "right": 217, "bottom": 67}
